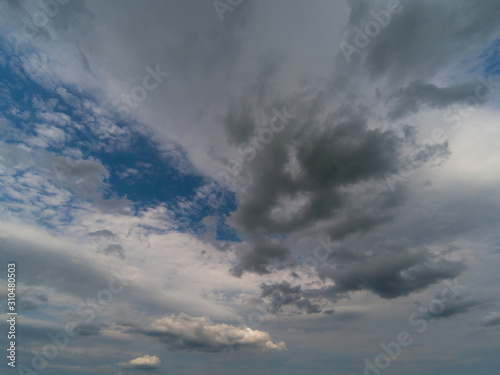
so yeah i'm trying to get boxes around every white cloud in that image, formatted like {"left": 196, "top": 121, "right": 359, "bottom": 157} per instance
{"left": 143, "top": 313, "right": 287, "bottom": 352}
{"left": 126, "top": 354, "right": 161, "bottom": 369}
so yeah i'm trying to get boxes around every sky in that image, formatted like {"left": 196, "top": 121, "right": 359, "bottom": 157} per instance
{"left": 0, "top": 0, "right": 500, "bottom": 374}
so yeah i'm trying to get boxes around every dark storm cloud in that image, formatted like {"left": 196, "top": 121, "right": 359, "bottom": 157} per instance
{"left": 227, "top": 96, "right": 448, "bottom": 275}
{"left": 388, "top": 81, "right": 479, "bottom": 120}
{"left": 218, "top": 1, "right": 492, "bottom": 291}
{"left": 230, "top": 238, "right": 289, "bottom": 277}
{"left": 223, "top": 51, "right": 288, "bottom": 146}
{"left": 230, "top": 107, "right": 402, "bottom": 237}
{"left": 295, "top": 115, "right": 400, "bottom": 186}
{"left": 318, "top": 244, "right": 465, "bottom": 299}
{"left": 326, "top": 211, "right": 394, "bottom": 240}
{"left": 260, "top": 281, "right": 322, "bottom": 314}
{"left": 315, "top": 242, "right": 367, "bottom": 265}
{"left": 254, "top": 243, "right": 466, "bottom": 305}
{"left": 223, "top": 103, "right": 256, "bottom": 145}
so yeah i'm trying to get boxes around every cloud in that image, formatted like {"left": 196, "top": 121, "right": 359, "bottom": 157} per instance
{"left": 227, "top": 97, "right": 448, "bottom": 276}
{"left": 139, "top": 313, "right": 287, "bottom": 353}
{"left": 259, "top": 281, "right": 322, "bottom": 314}
{"left": 437, "top": 296, "right": 484, "bottom": 318}
{"left": 387, "top": 81, "right": 480, "bottom": 120}
{"left": 340, "top": 0, "right": 500, "bottom": 82}
{"left": 223, "top": 102, "right": 257, "bottom": 145}
{"left": 15, "top": 292, "right": 49, "bottom": 313}
{"left": 1, "top": 1, "right": 499, "bottom": 373}
{"left": 483, "top": 312, "right": 500, "bottom": 327}
{"left": 99, "top": 244, "right": 126, "bottom": 259}
{"left": 76, "top": 322, "right": 103, "bottom": 336}
{"left": 126, "top": 355, "right": 161, "bottom": 370}
{"left": 88, "top": 230, "right": 117, "bottom": 239}
{"left": 318, "top": 244, "right": 465, "bottom": 299}
{"left": 230, "top": 238, "right": 289, "bottom": 277}
{"left": 0, "top": 233, "right": 118, "bottom": 299}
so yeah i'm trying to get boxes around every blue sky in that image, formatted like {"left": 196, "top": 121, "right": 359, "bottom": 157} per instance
{"left": 1, "top": 1, "right": 500, "bottom": 375}
{"left": 0, "top": 40, "right": 239, "bottom": 241}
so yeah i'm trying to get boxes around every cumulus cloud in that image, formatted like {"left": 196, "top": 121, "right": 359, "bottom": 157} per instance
{"left": 226, "top": 92, "right": 449, "bottom": 277}
{"left": 126, "top": 355, "right": 161, "bottom": 370}
{"left": 139, "top": 313, "right": 287, "bottom": 352}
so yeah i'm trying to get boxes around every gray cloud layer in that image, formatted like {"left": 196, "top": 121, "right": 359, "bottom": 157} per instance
{"left": 217, "top": 1, "right": 500, "bottom": 309}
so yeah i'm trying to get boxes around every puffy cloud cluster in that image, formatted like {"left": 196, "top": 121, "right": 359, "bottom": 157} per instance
{"left": 141, "top": 313, "right": 287, "bottom": 352}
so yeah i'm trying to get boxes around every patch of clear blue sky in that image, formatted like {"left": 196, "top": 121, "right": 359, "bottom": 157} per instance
{"left": 466, "top": 38, "right": 500, "bottom": 75}
{"left": 95, "top": 132, "right": 239, "bottom": 241}
{"left": 0, "top": 41, "right": 239, "bottom": 241}
{"left": 481, "top": 38, "right": 500, "bottom": 76}
{"left": 461, "top": 37, "right": 500, "bottom": 77}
